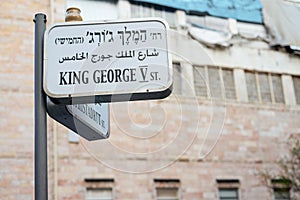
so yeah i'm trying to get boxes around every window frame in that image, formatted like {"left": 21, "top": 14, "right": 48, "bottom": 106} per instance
{"left": 217, "top": 179, "right": 240, "bottom": 200}
{"left": 273, "top": 187, "right": 291, "bottom": 200}
{"left": 271, "top": 179, "right": 291, "bottom": 200}
{"left": 245, "top": 71, "right": 285, "bottom": 104}
{"left": 218, "top": 188, "right": 239, "bottom": 200}
{"left": 156, "top": 187, "right": 180, "bottom": 200}
{"left": 193, "top": 65, "right": 237, "bottom": 101}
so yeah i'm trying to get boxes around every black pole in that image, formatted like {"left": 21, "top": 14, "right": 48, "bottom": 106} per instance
{"left": 34, "top": 13, "right": 47, "bottom": 200}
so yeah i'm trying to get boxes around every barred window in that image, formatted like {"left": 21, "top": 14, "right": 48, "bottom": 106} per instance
{"left": 293, "top": 76, "right": 300, "bottom": 104}
{"left": 208, "top": 66, "right": 223, "bottom": 99}
{"left": 245, "top": 71, "right": 259, "bottom": 102}
{"left": 272, "top": 74, "right": 285, "bottom": 103}
{"left": 258, "top": 72, "right": 272, "bottom": 103}
{"left": 193, "top": 66, "right": 236, "bottom": 100}
{"left": 173, "top": 63, "right": 182, "bottom": 95}
{"left": 222, "top": 68, "right": 236, "bottom": 100}
{"left": 193, "top": 65, "right": 208, "bottom": 97}
{"left": 245, "top": 71, "right": 284, "bottom": 104}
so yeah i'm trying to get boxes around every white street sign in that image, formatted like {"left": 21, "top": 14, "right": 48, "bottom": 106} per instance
{"left": 44, "top": 18, "right": 172, "bottom": 104}
{"left": 66, "top": 103, "right": 109, "bottom": 138}
{"left": 46, "top": 97, "right": 110, "bottom": 140}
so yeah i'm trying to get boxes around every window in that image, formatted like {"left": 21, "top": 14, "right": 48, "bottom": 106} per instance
{"left": 272, "top": 74, "right": 285, "bottom": 103}
{"left": 293, "top": 76, "right": 300, "bottom": 104}
{"left": 245, "top": 71, "right": 284, "bottom": 104}
{"left": 173, "top": 63, "right": 182, "bottom": 95}
{"left": 193, "top": 66, "right": 236, "bottom": 100}
{"left": 208, "top": 66, "right": 223, "bottom": 99}
{"left": 272, "top": 179, "right": 291, "bottom": 200}
{"left": 84, "top": 178, "right": 114, "bottom": 200}
{"left": 218, "top": 188, "right": 239, "bottom": 200}
{"left": 273, "top": 188, "right": 290, "bottom": 200}
{"left": 86, "top": 188, "right": 113, "bottom": 200}
{"left": 130, "top": 2, "right": 176, "bottom": 27}
{"left": 193, "top": 65, "right": 207, "bottom": 97}
{"left": 245, "top": 71, "right": 259, "bottom": 102}
{"left": 259, "top": 72, "right": 272, "bottom": 103}
{"left": 217, "top": 179, "right": 240, "bottom": 200}
{"left": 156, "top": 188, "right": 179, "bottom": 200}
{"left": 154, "top": 179, "right": 180, "bottom": 200}
{"left": 222, "top": 68, "right": 236, "bottom": 100}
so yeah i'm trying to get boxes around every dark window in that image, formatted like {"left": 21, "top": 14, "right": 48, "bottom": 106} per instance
{"left": 218, "top": 188, "right": 239, "bottom": 200}
{"left": 217, "top": 179, "right": 240, "bottom": 200}
{"left": 272, "top": 179, "right": 291, "bottom": 200}
{"left": 273, "top": 188, "right": 290, "bottom": 200}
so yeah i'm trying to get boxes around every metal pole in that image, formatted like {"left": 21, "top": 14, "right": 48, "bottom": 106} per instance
{"left": 34, "top": 13, "right": 47, "bottom": 200}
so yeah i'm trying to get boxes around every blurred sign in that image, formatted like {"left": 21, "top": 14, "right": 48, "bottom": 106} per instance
{"left": 66, "top": 103, "right": 109, "bottom": 137}
{"left": 47, "top": 98, "right": 109, "bottom": 141}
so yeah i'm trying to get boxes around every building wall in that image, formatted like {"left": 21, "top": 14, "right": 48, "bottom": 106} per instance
{"left": 54, "top": 100, "right": 300, "bottom": 200}
{"left": 0, "top": 0, "right": 300, "bottom": 200}
{"left": 0, "top": 1, "right": 49, "bottom": 200}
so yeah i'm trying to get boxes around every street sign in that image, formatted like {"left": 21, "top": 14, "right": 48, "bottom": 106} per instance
{"left": 66, "top": 103, "right": 109, "bottom": 136}
{"left": 47, "top": 97, "right": 110, "bottom": 140}
{"left": 44, "top": 18, "right": 172, "bottom": 104}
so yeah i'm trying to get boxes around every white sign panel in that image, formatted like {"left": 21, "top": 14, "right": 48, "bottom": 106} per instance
{"left": 66, "top": 103, "right": 109, "bottom": 138}
{"left": 44, "top": 18, "right": 172, "bottom": 103}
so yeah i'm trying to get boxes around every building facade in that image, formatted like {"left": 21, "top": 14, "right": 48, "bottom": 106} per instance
{"left": 0, "top": 0, "right": 300, "bottom": 199}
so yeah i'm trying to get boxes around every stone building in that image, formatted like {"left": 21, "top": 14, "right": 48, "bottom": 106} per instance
{"left": 0, "top": 0, "right": 300, "bottom": 199}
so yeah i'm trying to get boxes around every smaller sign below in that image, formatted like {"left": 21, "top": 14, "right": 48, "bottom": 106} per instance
{"left": 66, "top": 103, "right": 109, "bottom": 137}
{"left": 47, "top": 97, "right": 109, "bottom": 141}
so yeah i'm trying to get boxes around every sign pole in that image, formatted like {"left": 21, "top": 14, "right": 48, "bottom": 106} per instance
{"left": 34, "top": 13, "right": 48, "bottom": 200}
